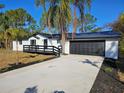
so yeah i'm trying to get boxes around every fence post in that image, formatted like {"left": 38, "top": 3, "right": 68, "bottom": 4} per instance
{"left": 35, "top": 45, "right": 36, "bottom": 52}
{"left": 29, "top": 45, "right": 30, "bottom": 51}
{"left": 23, "top": 45, "right": 24, "bottom": 52}
{"left": 44, "top": 46, "right": 45, "bottom": 53}
{"left": 53, "top": 46, "right": 54, "bottom": 54}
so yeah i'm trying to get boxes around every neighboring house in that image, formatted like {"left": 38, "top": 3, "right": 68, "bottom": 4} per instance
{"left": 13, "top": 31, "right": 121, "bottom": 60}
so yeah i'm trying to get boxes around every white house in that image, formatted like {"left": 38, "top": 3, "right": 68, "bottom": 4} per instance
{"left": 13, "top": 33, "right": 61, "bottom": 51}
{"left": 13, "top": 31, "right": 121, "bottom": 60}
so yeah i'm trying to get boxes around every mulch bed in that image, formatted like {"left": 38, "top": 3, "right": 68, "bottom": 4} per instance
{"left": 90, "top": 58, "right": 124, "bottom": 93}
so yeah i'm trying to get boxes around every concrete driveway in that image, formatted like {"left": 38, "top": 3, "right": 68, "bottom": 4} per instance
{"left": 0, "top": 55, "right": 104, "bottom": 93}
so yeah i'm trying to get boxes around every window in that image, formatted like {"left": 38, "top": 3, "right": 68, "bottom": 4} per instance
{"left": 19, "top": 41, "right": 22, "bottom": 45}
{"left": 30, "top": 40, "right": 36, "bottom": 45}
{"left": 44, "top": 39, "right": 48, "bottom": 49}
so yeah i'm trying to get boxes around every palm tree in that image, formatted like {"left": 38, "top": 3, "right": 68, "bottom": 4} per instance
{"left": 72, "top": 0, "right": 78, "bottom": 39}
{"left": 35, "top": 0, "right": 92, "bottom": 53}
{"left": 35, "top": 0, "right": 46, "bottom": 11}
{"left": 72, "top": 0, "right": 91, "bottom": 38}
{"left": 53, "top": 0, "right": 72, "bottom": 53}
{"left": 77, "top": 0, "right": 91, "bottom": 32}
{"left": 35, "top": 0, "right": 72, "bottom": 53}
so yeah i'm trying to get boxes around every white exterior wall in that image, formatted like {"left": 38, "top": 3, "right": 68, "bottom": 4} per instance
{"left": 64, "top": 40, "right": 70, "bottom": 54}
{"left": 105, "top": 40, "right": 119, "bottom": 59}
{"left": 13, "top": 40, "right": 28, "bottom": 51}
{"left": 51, "top": 39, "right": 61, "bottom": 47}
{"left": 28, "top": 35, "right": 46, "bottom": 45}
{"left": 13, "top": 41, "right": 18, "bottom": 51}
{"left": 28, "top": 35, "right": 60, "bottom": 46}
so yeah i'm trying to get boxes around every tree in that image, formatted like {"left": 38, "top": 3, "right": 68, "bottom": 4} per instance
{"left": 5, "top": 8, "right": 35, "bottom": 29}
{"left": 68, "top": 0, "right": 92, "bottom": 38}
{"left": 81, "top": 13, "right": 102, "bottom": 32}
{"left": 26, "top": 24, "right": 40, "bottom": 32}
{"left": 72, "top": 0, "right": 92, "bottom": 33}
{"left": 108, "top": 13, "right": 124, "bottom": 54}
{"left": 109, "top": 13, "right": 124, "bottom": 35}
{"left": 0, "top": 12, "right": 10, "bottom": 49}
{"left": 0, "top": 8, "right": 35, "bottom": 49}
{"left": 71, "top": 0, "right": 78, "bottom": 38}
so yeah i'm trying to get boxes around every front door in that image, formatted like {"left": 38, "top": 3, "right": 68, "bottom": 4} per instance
{"left": 44, "top": 39, "right": 48, "bottom": 48}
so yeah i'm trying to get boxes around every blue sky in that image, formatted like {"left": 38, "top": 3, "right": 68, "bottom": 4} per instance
{"left": 0, "top": 0, "right": 124, "bottom": 29}
{"left": 91, "top": 0, "right": 124, "bottom": 27}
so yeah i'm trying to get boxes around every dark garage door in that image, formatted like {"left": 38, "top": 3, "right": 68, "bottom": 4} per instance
{"left": 70, "top": 40, "right": 105, "bottom": 56}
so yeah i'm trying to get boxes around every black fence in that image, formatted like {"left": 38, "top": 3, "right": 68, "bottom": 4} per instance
{"left": 23, "top": 45, "right": 60, "bottom": 57}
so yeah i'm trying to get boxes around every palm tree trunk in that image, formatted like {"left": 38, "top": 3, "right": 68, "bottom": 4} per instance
{"left": 72, "top": 5, "right": 77, "bottom": 39}
{"left": 48, "top": 15, "right": 53, "bottom": 38}
{"left": 61, "top": 30, "right": 66, "bottom": 54}
{"left": 9, "top": 40, "right": 13, "bottom": 50}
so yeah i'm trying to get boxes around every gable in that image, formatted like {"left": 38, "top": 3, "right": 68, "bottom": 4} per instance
{"left": 28, "top": 34, "right": 48, "bottom": 41}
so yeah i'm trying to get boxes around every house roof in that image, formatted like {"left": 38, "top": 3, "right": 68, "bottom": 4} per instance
{"left": 67, "top": 31, "right": 121, "bottom": 39}
{"left": 32, "top": 33, "right": 61, "bottom": 39}
{"left": 23, "top": 31, "right": 121, "bottom": 40}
